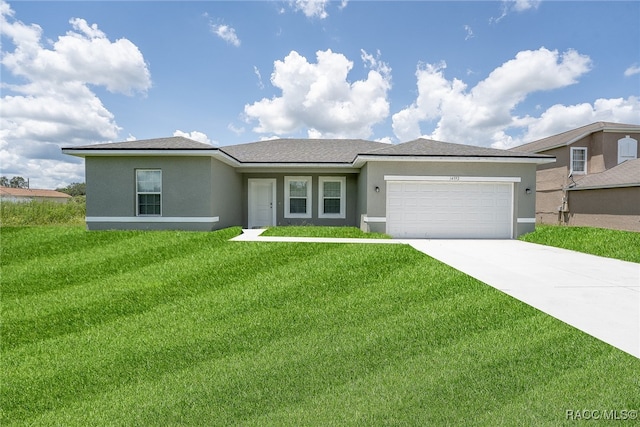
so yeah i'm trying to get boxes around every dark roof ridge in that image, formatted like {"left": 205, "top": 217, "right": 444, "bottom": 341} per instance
{"left": 64, "top": 136, "right": 217, "bottom": 150}
{"left": 363, "top": 137, "right": 552, "bottom": 158}
{"left": 219, "top": 138, "right": 389, "bottom": 163}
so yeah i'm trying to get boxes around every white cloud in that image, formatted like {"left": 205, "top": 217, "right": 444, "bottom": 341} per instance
{"left": 0, "top": 1, "right": 151, "bottom": 188}
{"left": 3, "top": 16, "right": 151, "bottom": 95}
{"left": 173, "top": 130, "right": 216, "bottom": 145}
{"left": 392, "top": 47, "right": 599, "bottom": 148}
{"left": 253, "top": 65, "right": 265, "bottom": 89}
{"left": 244, "top": 49, "right": 391, "bottom": 139}
{"left": 491, "top": 0, "right": 541, "bottom": 24}
{"left": 291, "top": 0, "right": 329, "bottom": 19}
{"left": 513, "top": 0, "right": 540, "bottom": 12}
{"left": 464, "top": 25, "right": 474, "bottom": 41}
{"left": 375, "top": 136, "right": 394, "bottom": 144}
{"left": 259, "top": 135, "right": 282, "bottom": 141}
{"left": 210, "top": 23, "right": 241, "bottom": 47}
{"left": 514, "top": 96, "right": 640, "bottom": 146}
{"left": 227, "top": 123, "right": 245, "bottom": 135}
{"left": 624, "top": 64, "right": 640, "bottom": 77}
{"left": 0, "top": 82, "right": 120, "bottom": 144}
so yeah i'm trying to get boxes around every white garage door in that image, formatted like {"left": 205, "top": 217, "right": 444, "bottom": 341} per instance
{"left": 386, "top": 180, "right": 513, "bottom": 239}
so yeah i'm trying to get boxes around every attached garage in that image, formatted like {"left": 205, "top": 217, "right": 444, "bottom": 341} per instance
{"left": 385, "top": 177, "right": 518, "bottom": 239}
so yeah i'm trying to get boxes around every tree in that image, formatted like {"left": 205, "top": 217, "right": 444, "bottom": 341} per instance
{"left": 56, "top": 182, "right": 86, "bottom": 196}
{"left": 10, "top": 176, "right": 27, "bottom": 188}
{"left": 2, "top": 176, "right": 29, "bottom": 188}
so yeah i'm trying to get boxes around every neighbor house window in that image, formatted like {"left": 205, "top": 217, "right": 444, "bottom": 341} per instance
{"left": 570, "top": 147, "right": 587, "bottom": 174}
{"left": 318, "top": 176, "right": 346, "bottom": 219}
{"left": 136, "top": 169, "right": 162, "bottom": 216}
{"left": 618, "top": 136, "right": 638, "bottom": 164}
{"left": 285, "top": 176, "right": 312, "bottom": 218}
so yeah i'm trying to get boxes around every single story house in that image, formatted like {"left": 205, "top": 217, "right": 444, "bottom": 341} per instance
{"left": 512, "top": 122, "right": 640, "bottom": 232}
{"left": 0, "top": 187, "right": 72, "bottom": 204}
{"left": 62, "top": 137, "right": 553, "bottom": 238}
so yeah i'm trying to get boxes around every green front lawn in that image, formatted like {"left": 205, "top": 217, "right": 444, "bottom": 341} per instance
{"left": 1, "top": 226, "right": 638, "bottom": 425}
{"left": 520, "top": 225, "right": 640, "bottom": 263}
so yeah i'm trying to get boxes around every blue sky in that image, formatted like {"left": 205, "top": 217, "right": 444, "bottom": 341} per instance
{"left": 1, "top": 0, "right": 639, "bottom": 188}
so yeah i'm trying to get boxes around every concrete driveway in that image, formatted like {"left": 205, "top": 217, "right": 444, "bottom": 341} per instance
{"left": 407, "top": 239, "right": 640, "bottom": 359}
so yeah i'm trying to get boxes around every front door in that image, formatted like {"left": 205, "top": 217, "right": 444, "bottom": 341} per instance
{"left": 248, "top": 179, "right": 276, "bottom": 229}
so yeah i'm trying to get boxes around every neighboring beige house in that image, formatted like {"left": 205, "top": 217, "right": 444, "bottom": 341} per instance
{"left": 512, "top": 122, "right": 640, "bottom": 231}
{"left": 0, "top": 187, "right": 72, "bottom": 204}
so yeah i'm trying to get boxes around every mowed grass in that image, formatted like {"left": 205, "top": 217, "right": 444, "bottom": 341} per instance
{"left": 521, "top": 225, "right": 640, "bottom": 263}
{"left": 2, "top": 226, "right": 639, "bottom": 425}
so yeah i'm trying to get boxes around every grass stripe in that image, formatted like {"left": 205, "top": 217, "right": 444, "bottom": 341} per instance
{"left": 2, "top": 245, "right": 479, "bottom": 422}
{"left": 2, "top": 241, "right": 349, "bottom": 349}
{"left": 1, "top": 228, "right": 241, "bottom": 299}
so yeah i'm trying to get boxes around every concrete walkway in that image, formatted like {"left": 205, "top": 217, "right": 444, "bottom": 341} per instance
{"left": 231, "top": 229, "right": 640, "bottom": 359}
{"left": 230, "top": 228, "right": 403, "bottom": 244}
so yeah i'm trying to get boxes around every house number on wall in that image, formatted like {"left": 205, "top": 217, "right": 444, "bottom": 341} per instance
{"left": 449, "top": 176, "right": 460, "bottom": 181}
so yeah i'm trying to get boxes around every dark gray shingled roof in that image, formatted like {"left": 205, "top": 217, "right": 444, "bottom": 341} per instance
{"left": 219, "top": 138, "right": 390, "bottom": 163}
{"left": 512, "top": 122, "right": 640, "bottom": 153}
{"left": 365, "top": 138, "right": 551, "bottom": 159}
{"left": 68, "top": 136, "right": 216, "bottom": 150}
{"left": 64, "top": 136, "right": 551, "bottom": 162}
{"left": 569, "top": 158, "right": 640, "bottom": 190}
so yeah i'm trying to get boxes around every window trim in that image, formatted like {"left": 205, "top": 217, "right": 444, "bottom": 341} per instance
{"left": 570, "top": 147, "right": 587, "bottom": 175}
{"left": 618, "top": 136, "right": 638, "bottom": 164}
{"left": 284, "top": 176, "right": 312, "bottom": 219}
{"left": 136, "top": 169, "right": 162, "bottom": 216}
{"left": 318, "top": 176, "right": 346, "bottom": 219}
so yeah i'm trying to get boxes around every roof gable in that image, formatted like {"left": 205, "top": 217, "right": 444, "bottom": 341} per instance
{"left": 219, "top": 138, "right": 389, "bottom": 163}
{"left": 365, "top": 138, "right": 550, "bottom": 159}
{"left": 512, "top": 122, "right": 640, "bottom": 153}
{"left": 69, "top": 136, "right": 216, "bottom": 150}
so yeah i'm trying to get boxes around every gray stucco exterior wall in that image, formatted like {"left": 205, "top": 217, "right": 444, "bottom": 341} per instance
{"left": 356, "top": 163, "right": 369, "bottom": 230}
{"left": 85, "top": 156, "right": 241, "bottom": 231}
{"left": 360, "top": 161, "right": 538, "bottom": 237}
{"left": 211, "top": 159, "right": 243, "bottom": 229}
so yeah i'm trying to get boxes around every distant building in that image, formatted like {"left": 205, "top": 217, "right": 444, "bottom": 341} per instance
{"left": 0, "top": 187, "right": 72, "bottom": 204}
{"left": 512, "top": 122, "right": 640, "bottom": 232}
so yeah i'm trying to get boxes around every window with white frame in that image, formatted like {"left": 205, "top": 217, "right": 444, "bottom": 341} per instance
{"left": 618, "top": 136, "right": 638, "bottom": 164}
{"left": 318, "top": 176, "right": 346, "bottom": 218}
{"left": 570, "top": 147, "right": 587, "bottom": 174}
{"left": 284, "top": 176, "right": 312, "bottom": 218}
{"left": 136, "top": 169, "right": 162, "bottom": 215}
